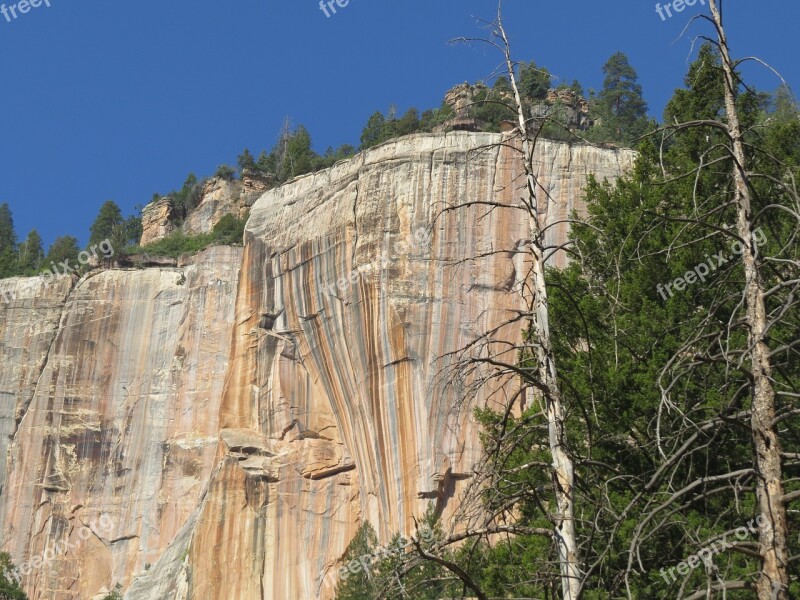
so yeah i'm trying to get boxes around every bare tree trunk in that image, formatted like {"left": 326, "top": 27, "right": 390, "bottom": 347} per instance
{"left": 707, "top": 2, "right": 790, "bottom": 597}
{"left": 496, "top": 10, "right": 581, "bottom": 599}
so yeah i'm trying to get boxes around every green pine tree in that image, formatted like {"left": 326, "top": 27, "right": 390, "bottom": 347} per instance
{"left": 89, "top": 201, "right": 124, "bottom": 247}
{"left": 44, "top": 236, "right": 80, "bottom": 272}
{"left": 360, "top": 112, "right": 386, "bottom": 150}
{"left": 0, "top": 203, "right": 18, "bottom": 278}
{"left": 410, "top": 42, "right": 799, "bottom": 600}
{"left": 592, "top": 51, "right": 650, "bottom": 143}
{"left": 518, "top": 61, "right": 552, "bottom": 101}
{"left": 16, "top": 230, "right": 44, "bottom": 275}
{"left": 395, "top": 107, "right": 420, "bottom": 137}
{"left": 0, "top": 552, "right": 28, "bottom": 599}
{"left": 282, "top": 125, "right": 316, "bottom": 180}
{"left": 124, "top": 215, "right": 143, "bottom": 248}
{"left": 545, "top": 44, "right": 799, "bottom": 597}
{"left": 334, "top": 522, "right": 379, "bottom": 600}
{"left": 237, "top": 148, "right": 257, "bottom": 173}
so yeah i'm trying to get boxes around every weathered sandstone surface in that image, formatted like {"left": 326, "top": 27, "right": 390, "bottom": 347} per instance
{"left": 0, "top": 133, "right": 635, "bottom": 599}
{"left": 139, "top": 198, "right": 177, "bottom": 247}
{"left": 141, "top": 171, "right": 274, "bottom": 247}
{"left": 181, "top": 177, "right": 257, "bottom": 237}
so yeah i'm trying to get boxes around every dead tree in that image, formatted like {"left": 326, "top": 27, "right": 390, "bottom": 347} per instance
{"left": 621, "top": 3, "right": 798, "bottom": 598}
{"left": 707, "top": 3, "right": 791, "bottom": 596}
{"left": 496, "top": 16, "right": 581, "bottom": 599}
{"left": 418, "top": 3, "right": 583, "bottom": 598}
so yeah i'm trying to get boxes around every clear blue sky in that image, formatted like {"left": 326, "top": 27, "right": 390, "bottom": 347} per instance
{"left": 1, "top": 0, "right": 797, "bottom": 249}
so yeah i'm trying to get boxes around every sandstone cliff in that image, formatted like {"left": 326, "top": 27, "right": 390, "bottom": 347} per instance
{"left": 140, "top": 171, "right": 274, "bottom": 247}
{"left": 0, "top": 133, "right": 635, "bottom": 599}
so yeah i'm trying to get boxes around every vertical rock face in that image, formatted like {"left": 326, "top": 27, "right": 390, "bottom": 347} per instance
{"left": 0, "top": 248, "right": 241, "bottom": 600}
{"left": 0, "top": 133, "right": 634, "bottom": 600}
{"left": 0, "top": 276, "right": 74, "bottom": 502}
{"left": 139, "top": 198, "right": 177, "bottom": 246}
{"left": 185, "top": 133, "right": 635, "bottom": 599}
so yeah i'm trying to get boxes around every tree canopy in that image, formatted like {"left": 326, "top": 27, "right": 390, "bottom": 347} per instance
{"left": 590, "top": 51, "right": 650, "bottom": 143}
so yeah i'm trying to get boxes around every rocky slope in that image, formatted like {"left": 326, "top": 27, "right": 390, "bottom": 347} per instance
{"left": 0, "top": 133, "right": 635, "bottom": 599}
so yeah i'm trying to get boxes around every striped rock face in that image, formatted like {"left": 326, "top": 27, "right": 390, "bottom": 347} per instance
{"left": 0, "top": 133, "right": 634, "bottom": 600}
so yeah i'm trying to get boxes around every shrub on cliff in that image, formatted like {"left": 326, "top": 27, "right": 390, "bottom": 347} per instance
{"left": 132, "top": 230, "right": 213, "bottom": 258}
{"left": 214, "top": 164, "right": 236, "bottom": 181}
{"left": 132, "top": 213, "right": 247, "bottom": 258}
{"left": 100, "top": 583, "right": 122, "bottom": 600}
{"left": 211, "top": 213, "right": 246, "bottom": 245}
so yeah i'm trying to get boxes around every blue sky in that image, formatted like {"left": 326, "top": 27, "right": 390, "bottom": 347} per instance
{"left": 1, "top": 0, "right": 797, "bottom": 248}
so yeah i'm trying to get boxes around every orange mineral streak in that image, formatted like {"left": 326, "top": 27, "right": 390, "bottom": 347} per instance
{"left": 0, "top": 133, "right": 634, "bottom": 599}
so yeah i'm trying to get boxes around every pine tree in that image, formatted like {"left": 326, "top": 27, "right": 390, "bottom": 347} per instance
{"left": 395, "top": 107, "right": 420, "bottom": 137}
{"left": 0, "top": 203, "right": 18, "bottom": 278}
{"left": 89, "top": 201, "right": 124, "bottom": 247}
{"left": 214, "top": 165, "right": 236, "bottom": 181}
{"left": 0, "top": 552, "right": 28, "bottom": 599}
{"left": 171, "top": 173, "right": 202, "bottom": 223}
{"left": 124, "top": 215, "right": 143, "bottom": 248}
{"left": 360, "top": 112, "right": 386, "bottom": 150}
{"left": 545, "top": 42, "right": 799, "bottom": 598}
{"left": 772, "top": 84, "right": 799, "bottom": 121}
{"left": 44, "top": 236, "right": 80, "bottom": 271}
{"left": 334, "top": 522, "right": 378, "bottom": 600}
{"left": 593, "top": 52, "right": 649, "bottom": 143}
{"left": 255, "top": 150, "right": 274, "bottom": 175}
{"left": 518, "top": 61, "right": 551, "bottom": 101}
{"left": 275, "top": 116, "right": 293, "bottom": 178}
{"left": 282, "top": 125, "right": 315, "bottom": 180}
{"left": 16, "top": 230, "right": 44, "bottom": 274}
{"left": 237, "top": 148, "right": 257, "bottom": 173}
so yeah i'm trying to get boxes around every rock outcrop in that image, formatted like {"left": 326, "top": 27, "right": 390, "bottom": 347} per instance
{"left": 140, "top": 171, "right": 275, "bottom": 247}
{"left": 0, "top": 133, "right": 635, "bottom": 599}
{"left": 532, "top": 88, "right": 593, "bottom": 130}
{"left": 440, "top": 82, "right": 594, "bottom": 132}
{"left": 139, "top": 198, "right": 176, "bottom": 246}
{"left": 182, "top": 176, "right": 260, "bottom": 237}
